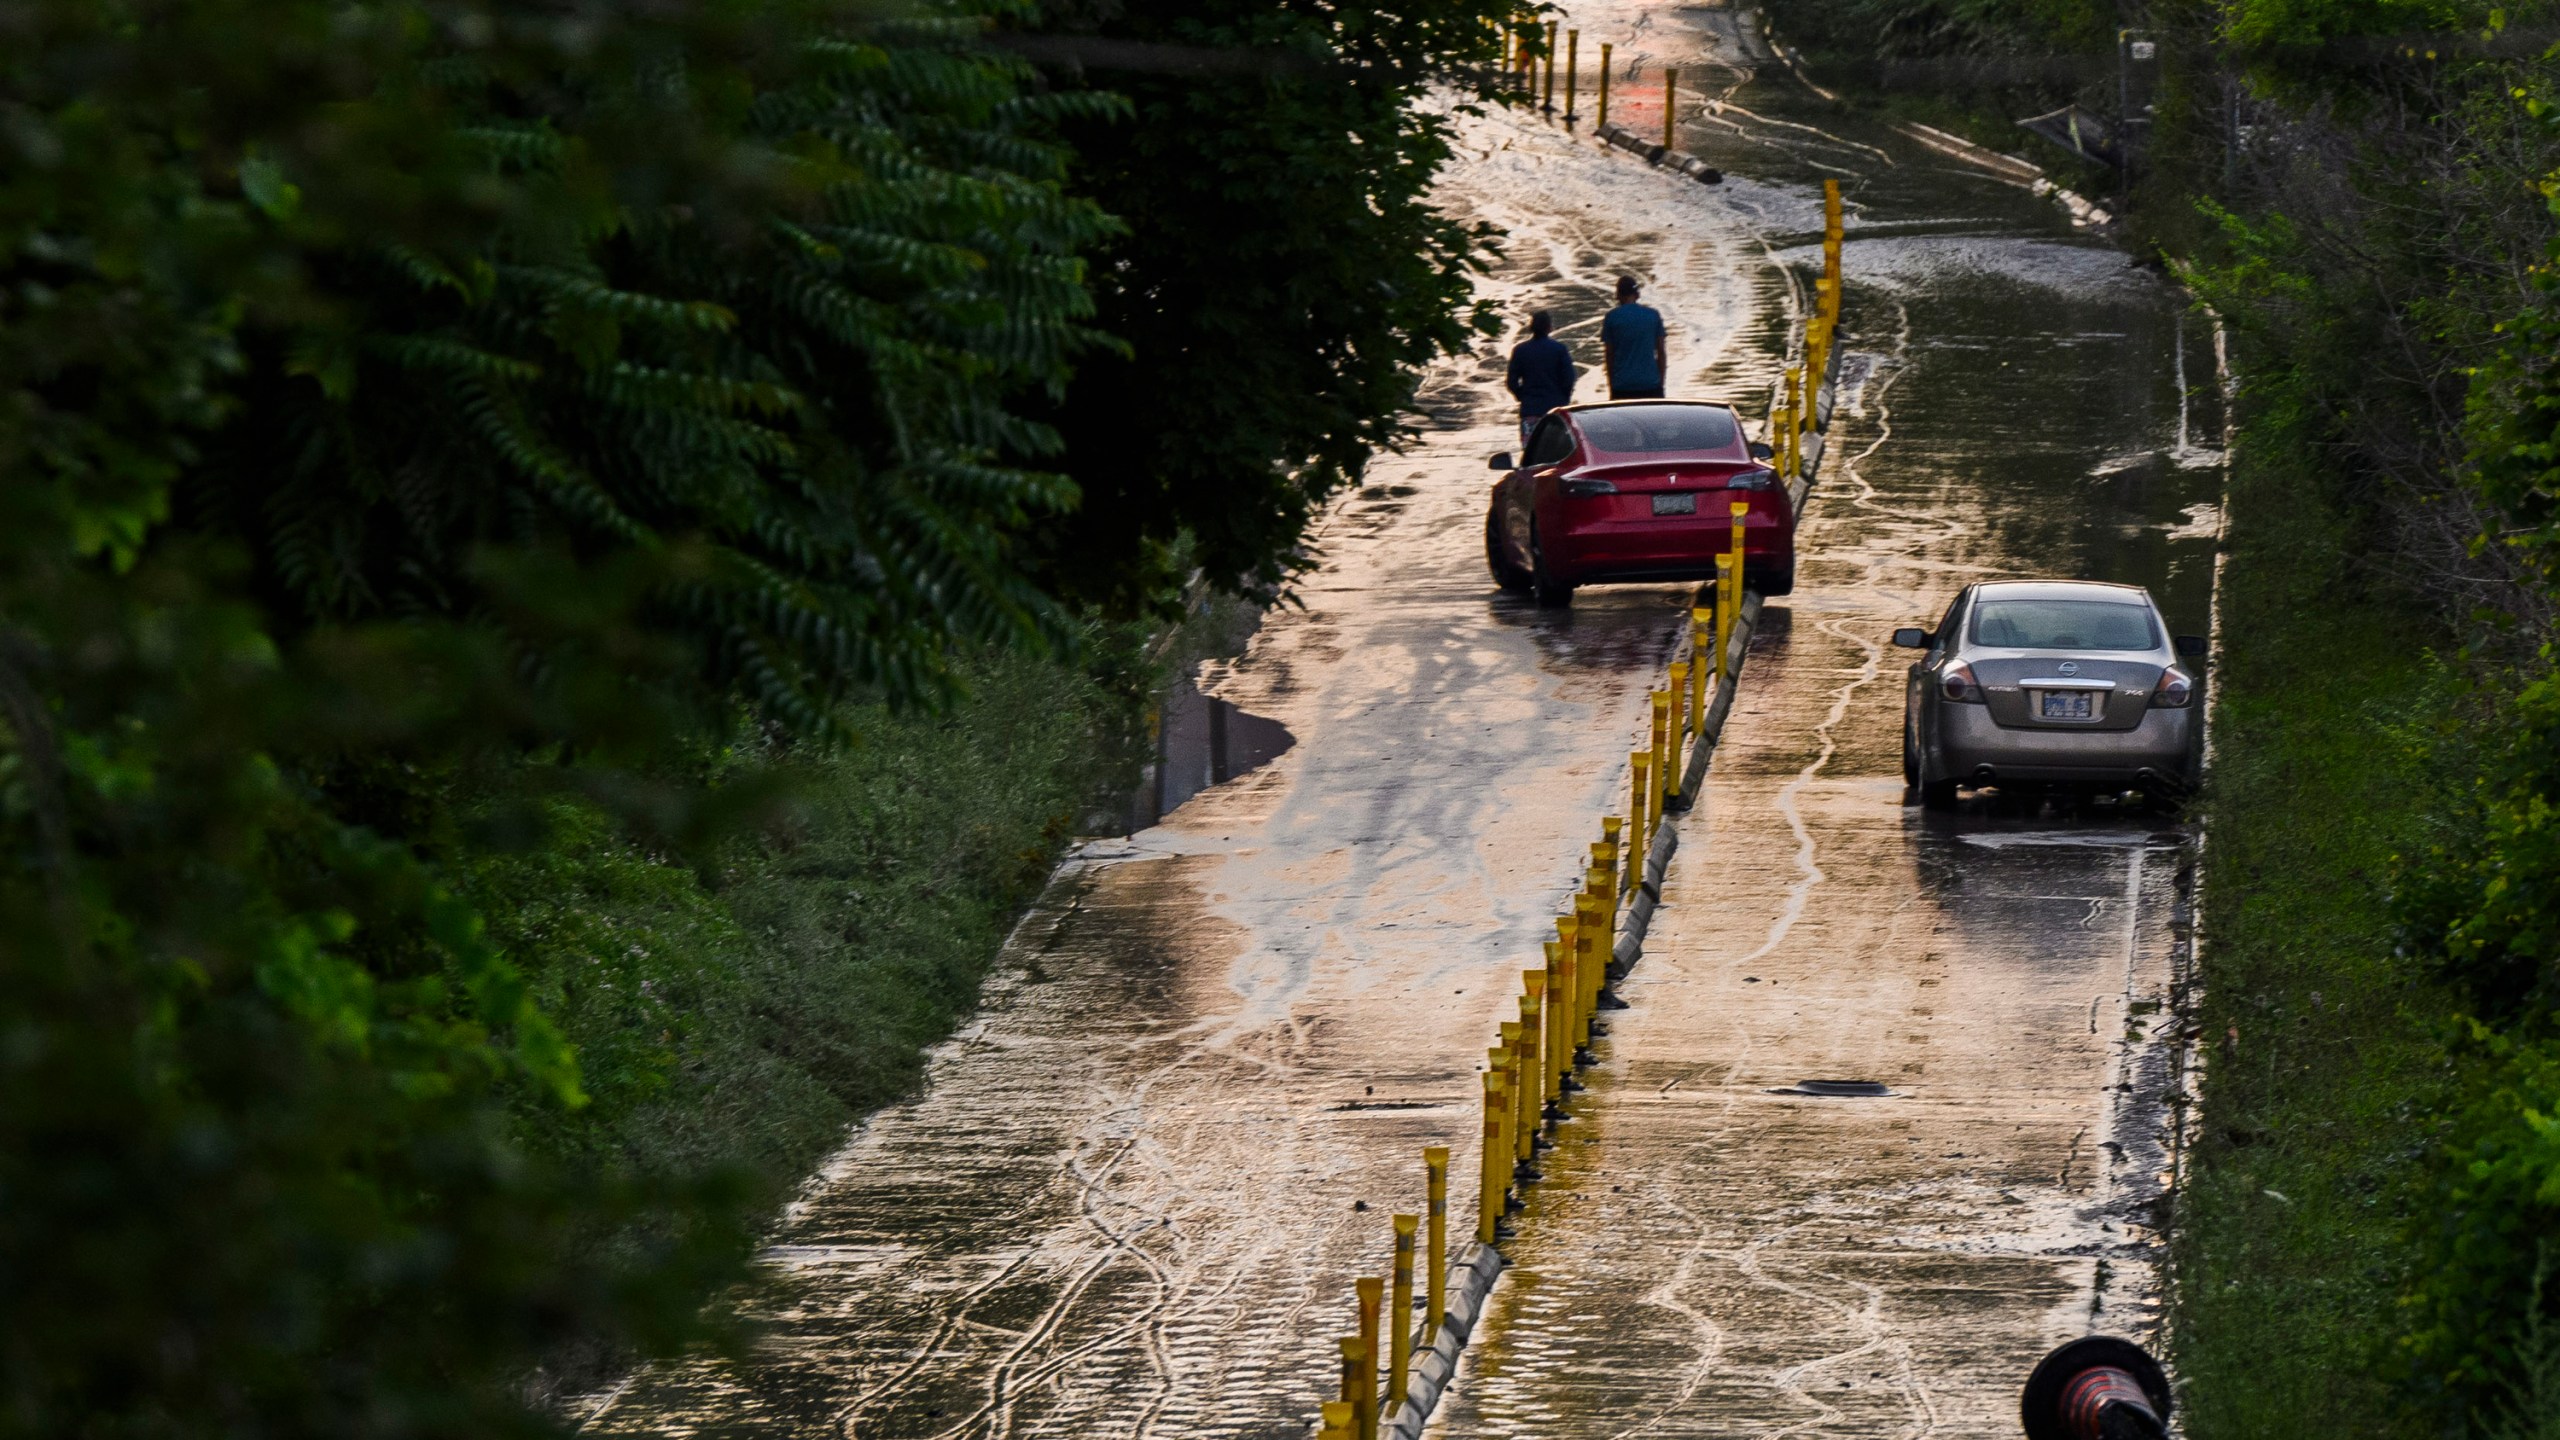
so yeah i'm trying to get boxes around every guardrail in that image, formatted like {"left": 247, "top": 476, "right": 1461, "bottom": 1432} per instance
{"left": 1307, "top": 169, "right": 1850, "bottom": 1440}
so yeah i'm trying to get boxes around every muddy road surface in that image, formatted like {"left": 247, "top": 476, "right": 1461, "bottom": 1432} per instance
{"left": 1424, "top": 7, "right": 2223, "bottom": 1438}
{"left": 583, "top": 7, "right": 2218, "bottom": 1437}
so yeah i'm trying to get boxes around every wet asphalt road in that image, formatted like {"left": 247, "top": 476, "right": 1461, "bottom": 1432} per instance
{"left": 583, "top": 7, "right": 2221, "bottom": 1437}
{"left": 1425, "top": 7, "right": 2222, "bottom": 1436}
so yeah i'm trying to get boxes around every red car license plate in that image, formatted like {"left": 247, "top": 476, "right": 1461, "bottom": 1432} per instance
{"left": 1652, "top": 492, "right": 1698, "bottom": 516}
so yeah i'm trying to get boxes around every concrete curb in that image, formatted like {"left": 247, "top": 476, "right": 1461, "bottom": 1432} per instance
{"left": 1382, "top": 1243, "right": 1507, "bottom": 1438}
{"left": 1375, "top": 291, "right": 1851, "bottom": 1440}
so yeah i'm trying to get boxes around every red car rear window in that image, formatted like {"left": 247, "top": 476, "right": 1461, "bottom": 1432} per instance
{"left": 1576, "top": 405, "right": 1740, "bottom": 454}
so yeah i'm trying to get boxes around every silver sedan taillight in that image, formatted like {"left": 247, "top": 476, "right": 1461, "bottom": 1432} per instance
{"left": 2150, "top": 666, "right": 2195, "bottom": 708}
{"left": 1942, "top": 662, "right": 1986, "bottom": 703}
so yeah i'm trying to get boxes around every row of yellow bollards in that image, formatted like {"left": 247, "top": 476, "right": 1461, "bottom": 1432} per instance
{"left": 1320, "top": 45, "right": 1849, "bottom": 1440}
{"left": 1775, "top": 182, "right": 1848, "bottom": 480}
{"left": 1321, "top": 1146, "right": 1451, "bottom": 1440}
{"left": 1502, "top": 21, "right": 1685, "bottom": 152}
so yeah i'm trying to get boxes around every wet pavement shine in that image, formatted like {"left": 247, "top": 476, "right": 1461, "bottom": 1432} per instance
{"left": 1424, "top": 7, "right": 2224, "bottom": 1438}
{"left": 584, "top": 7, "right": 2222, "bottom": 1438}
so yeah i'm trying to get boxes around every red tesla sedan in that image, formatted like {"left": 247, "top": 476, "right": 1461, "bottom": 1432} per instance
{"left": 1483, "top": 400, "right": 1794, "bottom": 607}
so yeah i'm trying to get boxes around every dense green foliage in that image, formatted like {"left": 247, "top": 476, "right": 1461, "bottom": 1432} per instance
{"left": 3, "top": 2, "right": 1121, "bottom": 1432}
{"left": 1770, "top": 0, "right": 2560, "bottom": 1425}
{"left": 0, "top": 0, "right": 1515, "bottom": 1432}
{"left": 463, "top": 639, "right": 1146, "bottom": 1393}
{"left": 2169, "top": 438, "right": 2469, "bottom": 1440}
{"left": 1026, "top": 0, "right": 1509, "bottom": 606}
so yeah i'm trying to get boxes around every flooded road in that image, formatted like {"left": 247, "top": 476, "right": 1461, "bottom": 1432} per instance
{"left": 1424, "top": 7, "right": 2223, "bottom": 1438}
{"left": 585, "top": 7, "right": 2219, "bottom": 1438}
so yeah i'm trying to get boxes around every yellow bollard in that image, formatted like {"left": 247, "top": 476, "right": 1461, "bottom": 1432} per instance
{"left": 1730, "top": 501, "right": 1750, "bottom": 608}
{"left": 1322, "top": 1400, "right": 1356, "bottom": 1440}
{"left": 1576, "top": 892, "right": 1608, "bottom": 1041}
{"left": 1586, "top": 863, "right": 1613, "bottom": 950}
{"left": 1597, "top": 41, "right": 1612, "bottom": 127}
{"left": 1542, "top": 21, "right": 1557, "bottom": 112}
{"left": 1518, "top": 982, "right": 1545, "bottom": 1140}
{"left": 1424, "top": 1147, "right": 1449, "bottom": 1337}
{"left": 1786, "top": 366, "right": 1804, "bottom": 473}
{"left": 1602, "top": 815, "right": 1626, "bottom": 903}
{"left": 1339, "top": 1337, "right": 1364, "bottom": 1416}
{"left": 1825, "top": 176, "right": 1844, "bottom": 238}
{"left": 1553, "top": 914, "right": 1579, "bottom": 1024}
{"left": 1546, "top": 912, "right": 1566, "bottom": 1050}
{"left": 1630, "top": 750, "right": 1653, "bottom": 845}
{"left": 1546, "top": 932, "right": 1566, "bottom": 1086}
{"left": 1477, "top": 1070, "right": 1503, "bottom": 1243}
{"left": 1714, "top": 556, "right": 1736, "bottom": 684}
{"left": 1390, "top": 1215, "right": 1417, "bottom": 1415}
{"left": 1666, "top": 663, "right": 1689, "bottom": 796}
{"left": 1511, "top": 1007, "right": 1539, "bottom": 1161}
{"left": 1575, "top": 883, "right": 1600, "bottom": 1044}
{"left": 1355, "top": 1277, "right": 1383, "bottom": 1440}
{"left": 1690, "top": 608, "right": 1713, "bottom": 728}
{"left": 1650, "top": 690, "right": 1672, "bottom": 815}
{"left": 1564, "top": 30, "right": 1579, "bottom": 121}
{"left": 1541, "top": 943, "right": 1567, "bottom": 1101}
{"left": 1662, "top": 66, "right": 1678, "bottom": 151}
{"left": 1493, "top": 1032, "right": 1521, "bottom": 1174}
{"left": 1576, "top": 876, "right": 1597, "bottom": 983}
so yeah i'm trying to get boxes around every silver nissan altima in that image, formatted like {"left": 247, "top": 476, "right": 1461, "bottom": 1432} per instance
{"left": 1894, "top": 580, "right": 2206, "bottom": 809}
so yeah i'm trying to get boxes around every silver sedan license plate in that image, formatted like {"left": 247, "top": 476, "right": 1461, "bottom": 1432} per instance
{"left": 1652, "top": 492, "right": 1697, "bottom": 516}
{"left": 2038, "top": 689, "right": 2097, "bottom": 720}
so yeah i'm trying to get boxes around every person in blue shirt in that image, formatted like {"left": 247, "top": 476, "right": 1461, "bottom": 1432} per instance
{"left": 1600, "top": 275, "right": 1667, "bottom": 399}
{"left": 1504, "top": 310, "right": 1577, "bottom": 444}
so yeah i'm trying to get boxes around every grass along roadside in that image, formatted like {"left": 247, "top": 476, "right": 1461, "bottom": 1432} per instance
{"left": 454, "top": 621, "right": 1226, "bottom": 1399}
{"left": 2168, "top": 445, "right": 2470, "bottom": 1438}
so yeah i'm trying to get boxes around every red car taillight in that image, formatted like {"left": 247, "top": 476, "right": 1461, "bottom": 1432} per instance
{"left": 2150, "top": 666, "right": 2195, "bottom": 708}
{"left": 1941, "top": 662, "right": 1986, "bottom": 703}
{"left": 1726, "top": 467, "right": 1781, "bottom": 491}
{"left": 1560, "top": 477, "right": 1618, "bottom": 497}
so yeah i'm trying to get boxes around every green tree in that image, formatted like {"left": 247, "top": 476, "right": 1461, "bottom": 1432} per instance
{"left": 0, "top": 0, "right": 1117, "bottom": 1432}
{"left": 1020, "top": 0, "right": 1517, "bottom": 607}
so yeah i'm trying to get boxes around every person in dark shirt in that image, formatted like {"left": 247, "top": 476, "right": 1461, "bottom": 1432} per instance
{"left": 1600, "top": 275, "right": 1667, "bottom": 399}
{"left": 1504, "top": 311, "right": 1577, "bottom": 444}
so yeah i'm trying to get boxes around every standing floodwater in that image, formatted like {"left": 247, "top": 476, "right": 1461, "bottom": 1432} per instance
{"left": 582, "top": 6, "right": 2213, "bottom": 1437}
{"left": 1426, "top": 6, "right": 2218, "bottom": 1437}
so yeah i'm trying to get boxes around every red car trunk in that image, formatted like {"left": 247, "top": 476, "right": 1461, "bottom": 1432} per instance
{"left": 1487, "top": 400, "right": 1798, "bottom": 603}
{"left": 1534, "top": 459, "right": 1790, "bottom": 587}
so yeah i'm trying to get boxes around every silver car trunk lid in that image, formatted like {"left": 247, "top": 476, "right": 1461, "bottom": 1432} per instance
{"left": 1970, "top": 655, "right": 2164, "bottom": 732}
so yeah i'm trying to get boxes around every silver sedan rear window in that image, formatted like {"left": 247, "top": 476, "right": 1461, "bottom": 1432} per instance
{"left": 1970, "top": 599, "right": 2157, "bottom": 650}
